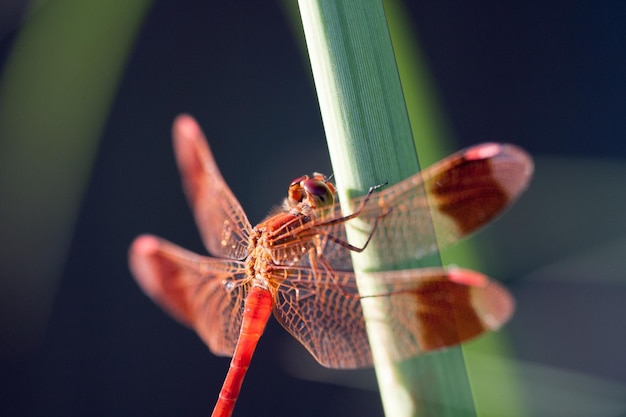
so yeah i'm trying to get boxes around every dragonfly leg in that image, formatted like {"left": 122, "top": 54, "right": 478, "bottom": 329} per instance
{"left": 318, "top": 206, "right": 393, "bottom": 253}
{"left": 320, "top": 182, "right": 388, "bottom": 228}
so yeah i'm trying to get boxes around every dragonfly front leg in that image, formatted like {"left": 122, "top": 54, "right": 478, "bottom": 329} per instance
{"left": 320, "top": 181, "right": 388, "bottom": 228}
{"left": 316, "top": 205, "right": 393, "bottom": 254}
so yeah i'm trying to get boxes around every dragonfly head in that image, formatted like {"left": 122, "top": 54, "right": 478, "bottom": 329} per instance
{"left": 288, "top": 173, "right": 336, "bottom": 217}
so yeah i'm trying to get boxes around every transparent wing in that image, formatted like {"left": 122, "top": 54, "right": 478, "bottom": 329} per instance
{"left": 272, "top": 265, "right": 514, "bottom": 369}
{"left": 311, "top": 143, "right": 533, "bottom": 269}
{"left": 129, "top": 235, "right": 249, "bottom": 356}
{"left": 173, "top": 115, "right": 253, "bottom": 260}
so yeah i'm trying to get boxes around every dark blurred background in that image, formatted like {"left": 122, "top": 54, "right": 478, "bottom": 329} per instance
{"left": 1, "top": 1, "right": 625, "bottom": 416}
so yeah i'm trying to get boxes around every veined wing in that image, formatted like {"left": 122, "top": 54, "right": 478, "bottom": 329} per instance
{"left": 312, "top": 143, "right": 533, "bottom": 270}
{"left": 173, "top": 115, "right": 253, "bottom": 260}
{"left": 271, "top": 264, "right": 513, "bottom": 369}
{"left": 129, "top": 235, "right": 248, "bottom": 356}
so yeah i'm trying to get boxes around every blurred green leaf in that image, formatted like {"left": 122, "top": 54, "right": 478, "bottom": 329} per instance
{"left": 0, "top": 0, "right": 151, "bottom": 357}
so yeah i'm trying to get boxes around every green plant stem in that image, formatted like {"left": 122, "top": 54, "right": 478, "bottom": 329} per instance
{"left": 297, "top": 1, "right": 479, "bottom": 416}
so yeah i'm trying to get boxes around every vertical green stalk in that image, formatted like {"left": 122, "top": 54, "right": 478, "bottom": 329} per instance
{"left": 297, "top": 1, "right": 477, "bottom": 416}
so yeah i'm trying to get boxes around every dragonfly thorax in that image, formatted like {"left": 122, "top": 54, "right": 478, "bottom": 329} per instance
{"left": 252, "top": 211, "right": 314, "bottom": 267}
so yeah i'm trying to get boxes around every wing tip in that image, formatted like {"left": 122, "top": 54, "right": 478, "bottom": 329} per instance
{"left": 172, "top": 113, "right": 207, "bottom": 160}
{"left": 448, "top": 268, "right": 515, "bottom": 331}
{"left": 471, "top": 279, "right": 515, "bottom": 331}
{"left": 129, "top": 236, "right": 199, "bottom": 327}
{"left": 448, "top": 267, "right": 488, "bottom": 287}
{"left": 130, "top": 234, "right": 161, "bottom": 257}
{"left": 493, "top": 143, "right": 534, "bottom": 199}
{"left": 173, "top": 113, "right": 200, "bottom": 138}
{"left": 464, "top": 143, "right": 502, "bottom": 160}
{"left": 128, "top": 235, "right": 164, "bottom": 299}
{"left": 464, "top": 143, "right": 534, "bottom": 194}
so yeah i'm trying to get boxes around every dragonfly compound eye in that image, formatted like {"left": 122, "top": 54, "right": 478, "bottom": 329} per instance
{"left": 287, "top": 175, "right": 309, "bottom": 206}
{"left": 303, "top": 178, "right": 335, "bottom": 211}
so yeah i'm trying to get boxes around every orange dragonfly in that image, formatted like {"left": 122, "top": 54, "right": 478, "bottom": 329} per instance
{"left": 129, "top": 114, "right": 533, "bottom": 417}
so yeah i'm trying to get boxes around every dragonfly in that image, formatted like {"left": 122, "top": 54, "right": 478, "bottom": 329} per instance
{"left": 129, "top": 114, "right": 533, "bottom": 417}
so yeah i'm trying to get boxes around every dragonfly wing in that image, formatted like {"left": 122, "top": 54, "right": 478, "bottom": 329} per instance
{"left": 272, "top": 267, "right": 372, "bottom": 369}
{"left": 317, "top": 143, "right": 533, "bottom": 267}
{"left": 363, "top": 267, "right": 514, "bottom": 355}
{"left": 173, "top": 115, "right": 253, "bottom": 260}
{"left": 272, "top": 266, "right": 513, "bottom": 369}
{"left": 423, "top": 143, "right": 533, "bottom": 244}
{"left": 129, "top": 235, "right": 248, "bottom": 356}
